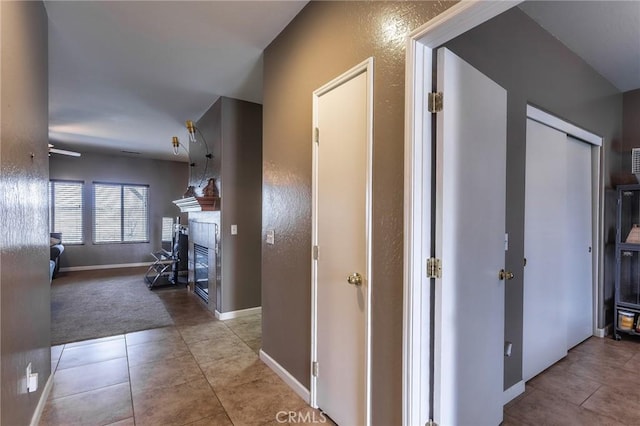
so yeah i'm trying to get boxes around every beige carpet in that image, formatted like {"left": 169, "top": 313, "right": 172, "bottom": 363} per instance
{"left": 51, "top": 267, "right": 174, "bottom": 345}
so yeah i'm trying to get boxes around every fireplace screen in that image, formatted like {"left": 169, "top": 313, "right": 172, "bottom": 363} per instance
{"left": 194, "top": 243, "right": 209, "bottom": 302}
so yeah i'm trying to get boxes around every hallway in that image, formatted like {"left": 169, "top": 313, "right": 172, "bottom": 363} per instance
{"left": 41, "top": 287, "right": 321, "bottom": 425}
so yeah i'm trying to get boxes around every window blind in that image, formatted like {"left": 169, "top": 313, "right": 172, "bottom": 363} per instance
{"left": 162, "top": 217, "right": 174, "bottom": 242}
{"left": 49, "top": 181, "right": 84, "bottom": 244}
{"left": 94, "top": 183, "right": 149, "bottom": 243}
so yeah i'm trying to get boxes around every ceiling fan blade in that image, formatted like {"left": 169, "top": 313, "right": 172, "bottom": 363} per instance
{"left": 49, "top": 147, "right": 81, "bottom": 157}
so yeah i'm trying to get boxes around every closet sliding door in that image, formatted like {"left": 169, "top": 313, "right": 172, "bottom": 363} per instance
{"left": 523, "top": 119, "right": 593, "bottom": 382}
{"left": 523, "top": 118, "right": 568, "bottom": 381}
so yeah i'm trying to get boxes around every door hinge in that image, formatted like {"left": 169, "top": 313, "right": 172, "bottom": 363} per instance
{"left": 427, "top": 257, "right": 441, "bottom": 279}
{"left": 312, "top": 361, "right": 319, "bottom": 377}
{"left": 312, "top": 245, "right": 319, "bottom": 260}
{"left": 314, "top": 127, "right": 320, "bottom": 144}
{"left": 427, "top": 92, "right": 443, "bottom": 113}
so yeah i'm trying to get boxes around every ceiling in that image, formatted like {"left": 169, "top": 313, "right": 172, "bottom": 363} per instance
{"left": 45, "top": 1, "right": 307, "bottom": 161}
{"left": 519, "top": 0, "right": 640, "bottom": 93}
{"left": 46, "top": 1, "right": 639, "bottom": 162}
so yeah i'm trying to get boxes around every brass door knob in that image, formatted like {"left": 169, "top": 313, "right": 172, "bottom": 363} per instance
{"left": 499, "top": 269, "right": 514, "bottom": 280}
{"left": 347, "top": 272, "right": 363, "bottom": 286}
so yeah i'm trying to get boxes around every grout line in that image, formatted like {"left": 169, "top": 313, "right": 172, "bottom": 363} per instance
{"left": 123, "top": 334, "right": 137, "bottom": 426}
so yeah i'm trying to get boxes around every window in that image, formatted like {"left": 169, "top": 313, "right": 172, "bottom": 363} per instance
{"left": 94, "top": 183, "right": 149, "bottom": 243}
{"left": 162, "top": 217, "right": 174, "bottom": 242}
{"left": 49, "top": 180, "right": 84, "bottom": 244}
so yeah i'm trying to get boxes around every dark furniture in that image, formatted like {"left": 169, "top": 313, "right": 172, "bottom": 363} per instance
{"left": 50, "top": 232, "right": 64, "bottom": 280}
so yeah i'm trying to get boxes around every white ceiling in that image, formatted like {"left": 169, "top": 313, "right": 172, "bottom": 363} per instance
{"left": 519, "top": 0, "right": 640, "bottom": 93}
{"left": 46, "top": 1, "right": 639, "bottom": 162}
{"left": 45, "top": 1, "right": 307, "bottom": 161}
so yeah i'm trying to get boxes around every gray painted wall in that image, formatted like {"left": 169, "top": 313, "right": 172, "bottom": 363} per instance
{"left": 49, "top": 152, "right": 188, "bottom": 267}
{"left": 192, "top": 97, "right": 262, "bottom": 313}
{"left": 262, "top": 2, "right": 455, "bottom": 425}
{"left": 0, "top": 2, "right": 51, "bottom": 424}
{"left": 446, "top": 7, "right": 623, "bottom": 389}
{"left": 623, "top": 89, "right": 640, "bottom": 163}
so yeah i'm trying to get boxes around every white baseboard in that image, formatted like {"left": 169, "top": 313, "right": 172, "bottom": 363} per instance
{"left": 60, "top": 262, "right": 152, "bottom": 272}
{"left": 260, "top": 349, "right": 310, "bottom": 403}
{"left": 215, "top": 306, "right": 262, "bottom": 320}
{"left": 595, "top": 324, "right": 612, "bottom": 338}
{"left": 503, "top": 380, "right": 525, "bottom": 405}
{"left": 30, "top": 372, "right": 54, "bottom": 426}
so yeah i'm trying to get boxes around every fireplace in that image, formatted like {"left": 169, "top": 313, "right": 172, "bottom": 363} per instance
{"left": 194, "top": 244, "right": 209, "bottom": 302}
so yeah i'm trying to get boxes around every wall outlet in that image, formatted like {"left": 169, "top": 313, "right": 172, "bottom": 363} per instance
{"left": 26, "top": 363, "right": 38, "bottom": 393}
{"left": 266, "top": 230, "right": 275, "bottom": 245}
{"left": 231, "top": 225, "right": 238, "bottom": 235}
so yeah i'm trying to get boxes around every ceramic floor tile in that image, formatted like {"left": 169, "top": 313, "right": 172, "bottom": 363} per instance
{"left": 184, "top": 412, "right": 233, "bottom": 426}
{"left": 215, "top": 377, "right": 308, "bottom": 426}
{"left": 65, "top": 334, "right": 124, "bottom": 348}
{"left": 126, "top": 336, "right": 191, "bottom": 367}
{"left": 51, "top": 344, "right": 64, "bottom": 362}
{"left": 188, "top": 335, "right": 255, "bottom": 365}
{"left": 40, "top": 382, "right": 133, "bottom": 426}
{"left": 622, "top": 351, "right": 640, "bottom": 373}
{"left": 132, "top": 378, "right": 226, "bottom": 426}
{"left": 57, "top": 339, "right": 127, "bottom": 370}
{"left": 129, "top": 354, "right": 204, "bottom": 394}
{"left": 105, "top": 418, "right": 135, "bottom": 426}
{"left": 50, "top": 357, "right": 129, "bottom": 399}
{"left": 244, "top": 337, "right": 262, "bottom": 353}
{"left": 506, "top": 389, "right": 622, "bottom": 426}
{"left": 582, "top": 385, "right": 640, "bottom": 424}
{"left": 125, "top": 326, "right": 181, "bottom": 346}
{"left": 199, "top": 350, "right": 278, "bottom": 390}
{"left": 178, "top": 320, "right": 235, "bottom": 345}
{"left": 226, "top": 321, "right": 261, "bottom": 342}
{"left": 527, "top": 367, "right": 601, "bottom": 405}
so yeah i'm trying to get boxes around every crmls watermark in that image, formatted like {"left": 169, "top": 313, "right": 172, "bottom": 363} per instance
{"left": 275, "top": 410, "right": 328, "bottom": 424}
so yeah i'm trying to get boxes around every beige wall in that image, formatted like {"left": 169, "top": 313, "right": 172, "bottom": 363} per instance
{"left": 0, "top": 1, "right": 51, "bottom": 424}
{"left": 261, "top": 2, "right": 455, "bottom": 424}
{"left": 194, "top": 97, "right": 263, "bottom": 313}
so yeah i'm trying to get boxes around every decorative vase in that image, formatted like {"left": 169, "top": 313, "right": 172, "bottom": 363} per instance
{"left": 183, "top": 186, "right": 196, "bottom": 198}
{"left": 203, "top": 178, "right": 219, "bottom": 198}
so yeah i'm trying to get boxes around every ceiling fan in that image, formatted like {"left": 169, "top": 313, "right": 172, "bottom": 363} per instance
{"left": 48, "top": 144, "right": 81, "bottom": 157}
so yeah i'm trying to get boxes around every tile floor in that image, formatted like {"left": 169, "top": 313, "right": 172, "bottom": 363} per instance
{"left": 41, "top": 275, "right": 640, "bottom": 426}
{"left": 505, "top": 335, "right": 640, "bottom": 425}
{"left": 41, "top": 286, "right": 324, "bottom": 426}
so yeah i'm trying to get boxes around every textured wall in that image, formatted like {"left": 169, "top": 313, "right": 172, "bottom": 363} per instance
{"left": 446, "top": 7, "right": 623, "bottom": 389}
{"left": 262, "top": 2, "right": 454, "bottom": 424}
{"left": 49, "top": 152, "right": 189, "bottom": 267}
{"left": 0, "top": 1, "right": 51, "bottom": 424}
{"left": 193, "top": 97, "right": 262, "bottom": 313}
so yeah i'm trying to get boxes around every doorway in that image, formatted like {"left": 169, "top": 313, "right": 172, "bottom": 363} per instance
{"left": 311, "top": 58, "right": 373, "bottom": 426}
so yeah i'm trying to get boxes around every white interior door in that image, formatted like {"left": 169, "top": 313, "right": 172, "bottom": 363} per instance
{"left": 434, "top": 48, "right": 506, "bottom": 426}
{"left": 565, "top": 135, "right": 593, "bottom": 348}
{"left": 313, "top": 61, "right": 371, "bottom": 426}
{"left": 523, "top": 118, "right": 568, "bottom": 381}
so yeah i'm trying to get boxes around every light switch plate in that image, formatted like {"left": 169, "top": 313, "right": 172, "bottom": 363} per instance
{"left": 231, "top": 225, "right": 238, "bottom": 235}
{"left": 266, "top": 230, "right": 275, "bottom": 245}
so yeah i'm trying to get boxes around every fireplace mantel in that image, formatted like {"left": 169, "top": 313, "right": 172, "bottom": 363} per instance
{"left": 172, "top": 196, "right": 220, "bottom": 213}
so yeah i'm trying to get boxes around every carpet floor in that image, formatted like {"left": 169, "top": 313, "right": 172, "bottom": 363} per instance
{"left": 51, "top": 267, "right": 175, "bottom": 345}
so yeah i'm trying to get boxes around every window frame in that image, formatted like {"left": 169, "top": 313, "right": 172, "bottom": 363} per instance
{"left": 92, "top": 182, "right": 150, "bottom": 244}
{"left": 49, "top": 179, "right": 85, "bottom": 245}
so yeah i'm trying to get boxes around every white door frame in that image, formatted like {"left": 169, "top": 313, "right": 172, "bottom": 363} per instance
{"left": 311, "top": 57, "right": 374, "bottom": 426}
{"left": 526, "top": 104, "right": 604, "bottom": 340}
{"left": 402, "top": 2, "right": 608, "bottom": 424}
{"left": 402, "top": 2, "right": 522, "bottom": 425}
